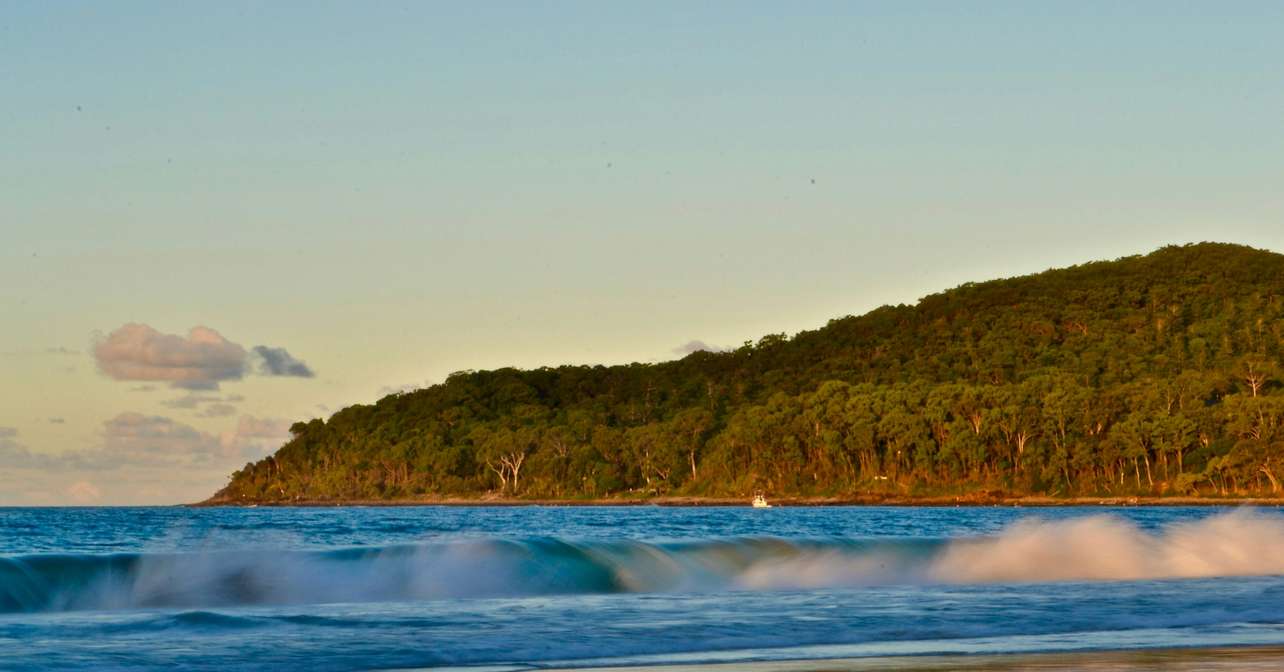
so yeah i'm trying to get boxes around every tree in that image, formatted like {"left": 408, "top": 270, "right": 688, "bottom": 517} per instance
{"left": 1238, "top": 357, "right": 1277, "bottom": 397}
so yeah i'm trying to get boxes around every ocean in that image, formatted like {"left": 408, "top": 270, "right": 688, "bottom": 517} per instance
{"left": 2, "top": 505, "right": 1283, "bottom": 671}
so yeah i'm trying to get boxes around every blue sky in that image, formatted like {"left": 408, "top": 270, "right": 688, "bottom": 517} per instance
{"left": 3, "top": 2, "right": 1283, "bottom": 503}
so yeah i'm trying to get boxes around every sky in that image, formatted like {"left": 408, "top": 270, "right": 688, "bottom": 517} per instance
{"left": 3, "top": 2, "right": 1284, "bottom": 505}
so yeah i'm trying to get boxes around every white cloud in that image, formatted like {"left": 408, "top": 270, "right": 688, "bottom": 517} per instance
{"left": 94, "top": 324, "right": 247, "bottom": 390}
{"left": 379, "top": 379, "right": 432, "bottom": 397}
{"left": 94, "top": 323, "right": 318, "bottom": 389}
{"left": 672, "top": 339, "right": 731, "bottom": 356}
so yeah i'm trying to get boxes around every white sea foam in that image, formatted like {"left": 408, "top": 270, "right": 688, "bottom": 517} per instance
{"left": 738, "top": 509, "right": 1284, "bottom": 590}
{"left": 933, "top": 508, "right": 1284, "bottom": 583}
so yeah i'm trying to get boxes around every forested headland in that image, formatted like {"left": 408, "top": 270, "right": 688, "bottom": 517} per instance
{"left": 209, "top": 243, "right": 1284, "bottom": 504}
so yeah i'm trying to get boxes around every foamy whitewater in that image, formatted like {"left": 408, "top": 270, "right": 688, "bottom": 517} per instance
{"left": 2, "top": 506, "right": 1283, "bottom": 670}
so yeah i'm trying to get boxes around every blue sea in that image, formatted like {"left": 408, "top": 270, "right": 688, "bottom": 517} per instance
{"left": 3, "top": 505, "right": 1284, "bottom": 671}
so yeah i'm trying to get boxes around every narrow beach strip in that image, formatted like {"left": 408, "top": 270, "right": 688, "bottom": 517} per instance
{"left": 530, "top": 646, "right": 1284, "bottom": 672}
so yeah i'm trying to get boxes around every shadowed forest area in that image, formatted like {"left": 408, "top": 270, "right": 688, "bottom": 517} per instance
{"left": 212, "top": 243, "right": 1284, "bottom": 503}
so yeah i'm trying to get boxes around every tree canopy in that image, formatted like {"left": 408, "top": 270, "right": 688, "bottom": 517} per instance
{"left": 212, "top": 243, "right": 1284, "bottom": 502}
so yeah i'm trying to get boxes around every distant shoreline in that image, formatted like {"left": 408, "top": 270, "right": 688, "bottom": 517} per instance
{"left": 191, "top": 494, "right": 1283, "bottom": 508}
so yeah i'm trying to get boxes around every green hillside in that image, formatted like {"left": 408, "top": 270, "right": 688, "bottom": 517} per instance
{"left": 211, "top": 243, "right": 1284, "bottom": 503}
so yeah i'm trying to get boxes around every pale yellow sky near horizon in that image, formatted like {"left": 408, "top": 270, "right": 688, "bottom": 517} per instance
{"left": 6, "top": 236, "right": 1282, "bottom": 505}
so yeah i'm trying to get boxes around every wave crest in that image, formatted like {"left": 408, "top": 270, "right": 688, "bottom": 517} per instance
{"left": 3, "top": 509, "right": 1282, "bottom": 613}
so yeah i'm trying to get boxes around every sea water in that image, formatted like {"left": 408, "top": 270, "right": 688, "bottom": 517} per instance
{"left": 2, "top": 505, "right": 1283, "bottom": 670}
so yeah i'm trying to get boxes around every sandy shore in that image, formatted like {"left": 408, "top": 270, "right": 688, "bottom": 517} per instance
{"left": 527, "top": 646, "right": 1284, "bottom": 672}
{"left": 196, "top": 494, "right": 1283, "bottom": 507}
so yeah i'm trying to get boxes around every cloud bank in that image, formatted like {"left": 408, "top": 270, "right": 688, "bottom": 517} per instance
{"left": 0, "top": 414, "right": 291, "bottom": 474}
{"left": 94, "top": 324, "right": 316, "bottom": 389}
{"left": 93, "top": 413, "right": 291, "bottom": 469}
{"left": 0, "top": 415, "right": 294, "bottom": 505}
{"left": 0, "top": 428, "right": 59, "bottom": 470}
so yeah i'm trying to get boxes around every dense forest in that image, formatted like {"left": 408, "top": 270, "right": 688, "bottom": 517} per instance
{"left": 212, "top": 243, "right": 1284, "bottom": 503}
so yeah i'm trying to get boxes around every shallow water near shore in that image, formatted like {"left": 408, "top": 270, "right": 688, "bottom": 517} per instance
{"left": 2, "top": 505, "right": 1283, "bottom": 670}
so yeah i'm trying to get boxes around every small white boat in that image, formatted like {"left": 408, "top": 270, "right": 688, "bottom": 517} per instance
{"left": 751, "top": 491, "right": 772, "bottom": 508}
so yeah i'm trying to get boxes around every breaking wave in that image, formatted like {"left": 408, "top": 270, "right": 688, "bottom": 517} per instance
{"left": 4, "top": 509, "right": 1283, "bottom": 613}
